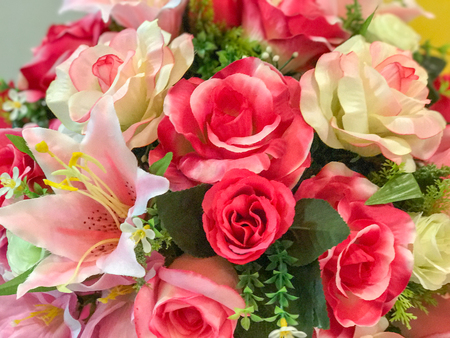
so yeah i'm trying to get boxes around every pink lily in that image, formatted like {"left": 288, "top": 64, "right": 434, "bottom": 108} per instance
{"left": 0, "top": 96, "right": 169, "bottom": 296}
{"left": 0, "top": 291, "right": 81, "bottom": 337}
{"left": 80, "top": 252, "right": 164, "bottom": 338}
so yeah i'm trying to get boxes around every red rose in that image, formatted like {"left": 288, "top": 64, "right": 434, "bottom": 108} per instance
{"left": 0, "top": 128, "right": 45, "bottom": 206}
{"left": 296, "top": 163, "right": 414, "bottom": 327}
{"left": 202, "top": 169, "right": 295, "bottom": 264}
{"left": 212, "top": 0, "right": 242, "bottom": 28}
{"left": 149, "top": 57, "right": 313, "bottom": 190}
{"left": 19, "top": 13, "right": 108, "bottom": 100}
{"left": 241, "top": 0, "right": 349, "bottom": 73}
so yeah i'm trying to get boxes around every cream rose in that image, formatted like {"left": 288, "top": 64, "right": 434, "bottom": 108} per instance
{"left": 366, "top": 13, "right": 421, "bottom": 52}
{"left": 46, "top": 20, "right": 194, "bottom": 148}
{"left": 300, "top": 35, "right": 446, "bottom": 171}
{"left": 411, "top": 213, "right": 450, "bottom": 290}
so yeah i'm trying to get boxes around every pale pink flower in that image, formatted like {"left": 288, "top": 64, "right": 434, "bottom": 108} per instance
{"left": 300, "top": 35, "right": 446, "bottom": 171}
{"left": 46, "top": 20, "right": 194, "bottom": 148}
{"left": 0, "top": 96, "right": 169, "bottom": 296}
{"left": 0, "top": 291, "right": 81, "bottom": 338}
{"left": 317, "top": 0, "right": 433, "bottom": 23}
{"left": 80, "top": 253, "right": 164, "bottom": 338}
{"left": 60, "top": 0, "right": 188, "bottom": 36}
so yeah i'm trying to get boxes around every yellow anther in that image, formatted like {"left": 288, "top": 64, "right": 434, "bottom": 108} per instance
{"left": 1, "top": 178, "right": 16, "bottom": 188}
{"left": 35, "top": 141, "right": 49, "bottom": 153}
{"left": 130, "top": 229, "right": 147, "bottom": 245}
{"left": 69, "top": 152, "right": 106, "bottom": 173}
{"left": 44, "top": 179, "right": 79, "bottom": 192}
{"left": 97, "top": 285, "right": 135, "bottom": 304}
{"left": 14, "top": 304, "right": 63, "bottom": 327}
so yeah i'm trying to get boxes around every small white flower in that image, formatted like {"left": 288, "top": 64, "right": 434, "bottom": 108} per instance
{"left": 2, "top": 89, "right": 27, "bottom": 120}
{"left": 0, "top": 167, "right": 21, "bottom": 199}
{"left": 268, "top": 318, "right": 307, "bottom": 338}
{"left": 120, "top": 217, "right": 155, "bottom": 253}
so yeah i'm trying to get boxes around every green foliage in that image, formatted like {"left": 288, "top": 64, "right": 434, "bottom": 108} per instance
{"left": 190, "top": 26, "right": 262, "bottom": 79}
{"left": 365, "top": 173, "right": 423, "bottom": 205}
{"left": 264, "top": 242, "right": 299, "bottom": 324}
{"left": 5, "top": 134, "right": 36, "bottom": 161}
{"left": 143, "top": 204, "right": 173, "bottom": 253}
{"left": 148, "top": 152, "right": 173, "bottom": 176}
{"left": 388, "top": 282, "right": 442, "bottom": 330}
{"left": 369, "top": 161, "right": 450, "bottom": 215}
{"left": 0, "top": 266, "right": 55, "bottom": 296}
{"left": 288, "top": 198, "right": 350, "bottom": 266}
{"left": 0, "top": 79, "right": 9, "bottom": 91}
{"left": 414, "top": 41, "right": 448, "bottom": 105}
{"left": 188, "top": 0, "right": 261, "bottom": 79}
{"left": 290, "top": 260, "right": 329, "bottom": 336}
{"left": 340, "top": 0, "right": 376, "bottom": 36}
{"left": 10, "top": 99, "right": 54, "bottom": 128}
{"left": 155, "top": 184, "right": 216, "bottom": 258}
{"left": 422, "top": 179, "right": 450, "bottom": 215}
{"left": 369, "top": 160, "right": 405, "bottom": 186}
{"left": 302, "top": 134, "right": 383, "bottom": 184}
{"left": 235, "top": 263, "right": 266, "bottom": 312}
{"left": 19, "top": 177, "right": 49, "bottom": 199}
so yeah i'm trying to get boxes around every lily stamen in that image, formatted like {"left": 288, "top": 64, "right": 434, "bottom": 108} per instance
{"left": 13, "top": 304, "right": 63, "bottom": 327}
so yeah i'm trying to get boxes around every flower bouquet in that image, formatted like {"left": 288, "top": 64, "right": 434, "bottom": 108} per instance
{"left": 0, "top": 0, "right": 450, "bottom": 337}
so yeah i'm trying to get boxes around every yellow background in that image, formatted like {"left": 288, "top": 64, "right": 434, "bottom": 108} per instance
{"left": 410, "top": 0, "right": 450, "bottom": 70}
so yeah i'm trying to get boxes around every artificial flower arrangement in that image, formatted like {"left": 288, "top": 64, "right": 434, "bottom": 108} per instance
{"left": 0, "top": 0, "right": 450, "bottom": 337}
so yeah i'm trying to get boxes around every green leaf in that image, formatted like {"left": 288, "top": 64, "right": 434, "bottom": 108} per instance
{"left": 290, "top": 260, "right": 329, "bottom": 336}
{"left": 241, "top": 316, "right": 251, "bottom": 331}
{"left": 288, "top": 199, "right": 350, "bottom": 266}
{"left": 0, "top": 266, "right": 56, "bottom": 296}
{"left": 0, "top": 266, "right": 33, "bottom": 296}
{"left": 148, "top": 152, "right": 173, "bottom": 176}
{"left": 365, "top": 173, "right": 423, "bottom": 205}
{"left": 358, "top": 8, "right": 376, "bottom": 37}
{"left": 5, "top": 134, "right": 36, "bottom": 162}
{"left": 155, "top": 184, "right": 216, "bottom": 258}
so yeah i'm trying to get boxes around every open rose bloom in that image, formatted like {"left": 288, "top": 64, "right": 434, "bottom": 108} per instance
{"left": 301, "top": 35, "right": 446, "bottom": 171}
{"left": 150, "top": 57, "right": 313, "bottom": 190}
{"left": 47, "top": 20, "right": 194, "bottom": 148}
{"left": 241, "top": 0, "right": 349, "bottom": 73}
{"left": 297, "top": 162, "right": 414, "bottom": 329}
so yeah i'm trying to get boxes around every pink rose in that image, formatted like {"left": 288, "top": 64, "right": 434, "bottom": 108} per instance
{"left": 134, "top": 254, "right": 245, "bottom": 338}
{"left": 149, "top": 57, "right": 313, "bottom": 190}
{"left": 18, "top": 13, "right": 108, "bottom": 100}
{"left": 426, "top": 125, "right": 450, "bottom": 168}
{"left": 61, "top": 0, "right": 188, "bottom": 36}
{"left": 399, "top": 294, "right": 450, "bottom": 338}
{"left": 241, "top": 0, "right": 349, "bottom": 73}
{"left": 202, "top": 169, "right": 295, "bottom": 264}
{"left": 296, "top": 162, "right": 415, "bottom": 327}
{"left": 0, "top": 128, "right": 45, "bottom": 206}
